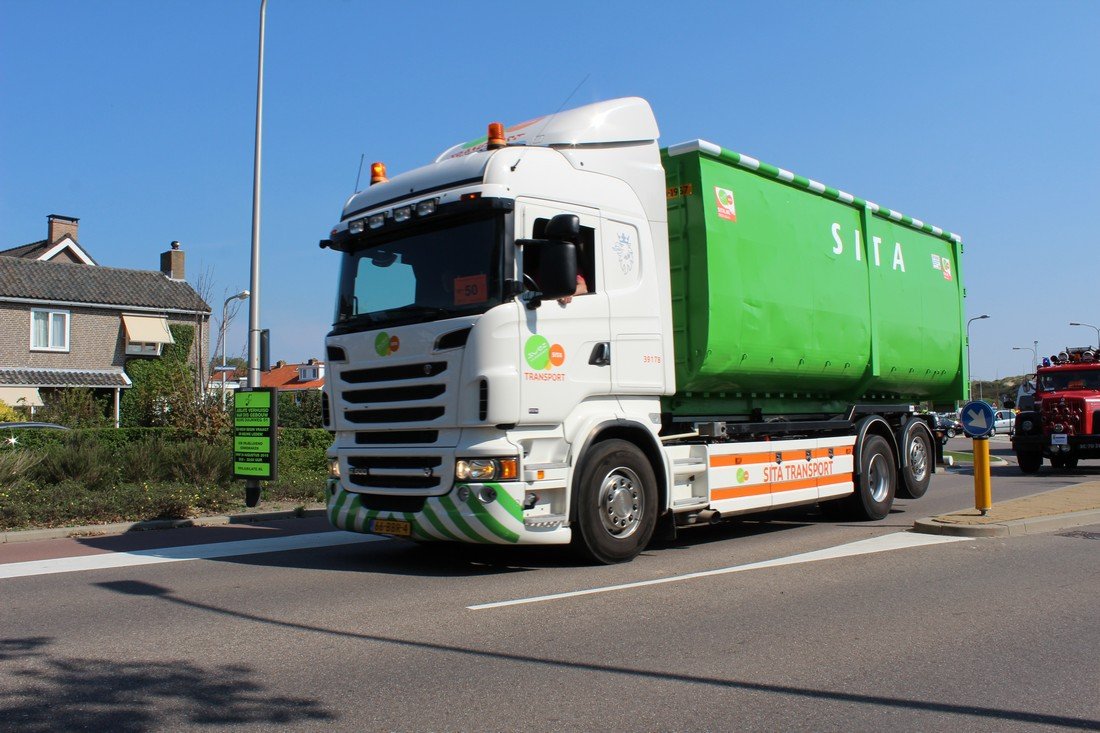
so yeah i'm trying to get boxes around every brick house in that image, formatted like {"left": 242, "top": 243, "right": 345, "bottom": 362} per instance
{"left": 260, "top": 359, "right": 325, "bottom": 401}
{"left": 0, "top": 215, "right": 211, "bottom": 426}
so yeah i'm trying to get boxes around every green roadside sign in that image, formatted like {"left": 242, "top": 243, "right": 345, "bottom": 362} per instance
{"left": 233, "top": 388, "right": 278, "bottom": 480}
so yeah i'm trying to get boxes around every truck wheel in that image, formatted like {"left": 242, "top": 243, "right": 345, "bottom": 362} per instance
{"left": 1017, "top": 451, "right": 1042, "bottom": 474}
{"left": 897, "top": 427, "right": 932, "bottom": 500}
{"left": 571, "top": 439, "right": 657, "bottom": 564}
{"left": 845, "top": 435, "right": 896, "bottom": 520}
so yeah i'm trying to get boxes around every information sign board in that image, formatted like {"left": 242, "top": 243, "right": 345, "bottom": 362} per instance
{"left": 233, "top": 388, "right": 278, "bottom": 480}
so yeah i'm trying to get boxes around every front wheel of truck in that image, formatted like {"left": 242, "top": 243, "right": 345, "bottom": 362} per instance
{"left": 1017, "top": 451, "right": 1042, "bottom": 474}
{"left": 571, "top": 439, "right": 657, "bottom": 564}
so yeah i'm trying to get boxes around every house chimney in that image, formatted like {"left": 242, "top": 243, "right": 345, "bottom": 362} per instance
{"left": 160, "top": 240, "right": 185, "bottom": 280}
{"left": 47, "top": 214, "right": 79, "bottom": 244}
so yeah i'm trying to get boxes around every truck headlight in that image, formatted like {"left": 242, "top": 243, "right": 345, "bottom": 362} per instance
{"left": 328, "top": 458, "right": 340, "bottom": 479}
{"left": 455, "top": 457, "right": 518, "bottom": 481}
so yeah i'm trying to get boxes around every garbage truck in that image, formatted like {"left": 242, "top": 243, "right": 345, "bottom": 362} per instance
{"left": 318, "top": 97, "right": 967, "bottom": 563}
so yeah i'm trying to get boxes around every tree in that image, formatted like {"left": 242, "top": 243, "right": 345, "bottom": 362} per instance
{"left": 277, "top": 390, "right": 323, "bottom": 429}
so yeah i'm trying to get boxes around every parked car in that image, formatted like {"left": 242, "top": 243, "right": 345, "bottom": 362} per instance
{"left": 933, "top": 413, "right": 963, "bottom": 444}
{"left": 0, "top": 422, "right": 69, "bottom": 431}
{"left": 991, "top": 409, "right": 1015, "bottom": 436}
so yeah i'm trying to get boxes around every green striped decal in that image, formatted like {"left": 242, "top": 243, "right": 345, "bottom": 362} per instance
{"left": 463, "top": 494, "right": 520, "bottom": 543}
{"left": 666, "top": 139, "right": 962, "bottom": 245}
{"left": 327, "top": 483, "right": 524, "bottom": 544}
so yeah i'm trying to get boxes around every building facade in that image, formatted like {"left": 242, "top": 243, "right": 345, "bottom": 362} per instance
{"left": 0, "top": 215, "right": 211, "bottom": 425}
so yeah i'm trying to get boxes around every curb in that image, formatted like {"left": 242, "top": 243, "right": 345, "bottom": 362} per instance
{"left": 1, "top": 506, "right": 328, "bottom": 545}
{"left": 913, "top": 508, "right": 1100, "bottom": 538}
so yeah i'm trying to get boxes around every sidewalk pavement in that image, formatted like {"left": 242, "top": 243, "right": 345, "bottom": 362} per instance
{"left": 0, "top": 504, "right": 329, "bottom": 544}
{"left": 914, "top": 480, "right": 1100, "bottom": 537}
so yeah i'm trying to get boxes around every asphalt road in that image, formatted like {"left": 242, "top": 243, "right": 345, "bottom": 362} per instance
{"left": 2, "top": 445, "right": 1098, "bottom": 732}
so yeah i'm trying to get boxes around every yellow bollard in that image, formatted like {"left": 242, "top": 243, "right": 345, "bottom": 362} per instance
{"left": 973, "top": 437, "right": 991, "bottom": 515}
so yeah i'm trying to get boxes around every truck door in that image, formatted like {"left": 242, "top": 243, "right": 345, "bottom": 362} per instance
{"left": 517, "top": 200, "right": 611, "bottom": 425}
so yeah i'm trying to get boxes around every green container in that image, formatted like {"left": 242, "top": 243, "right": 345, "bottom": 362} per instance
{"left": 661, "top": 143, "right": 966, "bottom": 417}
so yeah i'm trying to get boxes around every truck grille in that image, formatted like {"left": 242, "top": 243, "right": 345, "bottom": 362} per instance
{"left": 1043, "top": 397, "right": 1086, "bottom": 434}
{"left": 338, "top": 361, "right": 449, "bottom": 425}
{"left": 342, "top": 361, "right": 447, "bottom": 383}
{"left": 347, "top": 455, "right": 443, "bottom": 490}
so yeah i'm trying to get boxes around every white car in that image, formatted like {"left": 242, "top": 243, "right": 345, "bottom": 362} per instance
{"left": 992, "top": 409, "right": 1015, "bottom": 436}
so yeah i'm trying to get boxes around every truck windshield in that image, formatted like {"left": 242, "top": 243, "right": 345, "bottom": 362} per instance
{"left": 334, "top": 215, "right": 505, "bottom": 331}
{"left": 1038, "top": 370, "right": 1100, "bottom": 391}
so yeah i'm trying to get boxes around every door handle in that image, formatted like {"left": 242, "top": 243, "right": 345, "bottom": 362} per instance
{"left": 589, "top": 342, "right": 611, "bottom": 367}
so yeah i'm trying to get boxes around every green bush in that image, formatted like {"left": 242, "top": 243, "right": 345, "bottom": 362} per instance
{"left": 165, "top": 441, "right": 231, "bottom": 485}
{"left": 35, "top": 434, "right": 117, "bottom": 491}
{"left": 0, "top": 449, "right": 42, "bottom": 485}
{"left": 0, "top": 426, "right": 331, "bottom": 530}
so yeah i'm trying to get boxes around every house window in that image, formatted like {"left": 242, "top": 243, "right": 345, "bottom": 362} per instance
{"left": 31, "top": 309, "right": 70, "bottom": 351}
{"left": 127, "top": 342, "right": 162, "bottom": 356}
{"left": 121, "top": 314, "right": 174, "bottom": 356}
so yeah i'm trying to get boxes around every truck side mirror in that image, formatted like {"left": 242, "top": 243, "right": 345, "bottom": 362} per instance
{"left": 544, "top": 213, "right": 580, "bottom": 243}
{"left": 516, "top": 238, "right": 577, "bottom": 307}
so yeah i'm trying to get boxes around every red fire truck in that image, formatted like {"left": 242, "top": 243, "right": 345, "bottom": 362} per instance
{"left": 1012, "top": 347, "right": 1100, "bottom": 472}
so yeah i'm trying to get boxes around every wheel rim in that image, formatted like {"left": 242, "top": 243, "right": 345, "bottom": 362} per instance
{"left": 597, "top": 467, "right": 644, "bottom": 539}
{"left": 908, "top": 435, "right": 929, "bottom": 483}
{"left": 867, "top": 452, "right": 891, "bottom": 502}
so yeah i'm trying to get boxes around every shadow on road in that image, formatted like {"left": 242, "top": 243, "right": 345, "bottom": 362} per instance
{"left": 75, "top": 580, "right": 1100, "bottom": 732}
{"left": 0, "top": 633, "right": 332, "bottom": 732}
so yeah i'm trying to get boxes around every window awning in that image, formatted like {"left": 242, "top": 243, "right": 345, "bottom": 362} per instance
{"left": 121, "top": 314, "right": 175, "bottom": 344}
{"left": 0, "top": 386, "right": 44, "bottom": 408}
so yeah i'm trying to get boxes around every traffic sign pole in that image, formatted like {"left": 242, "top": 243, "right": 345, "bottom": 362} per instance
{"left": 959, "top": 399, "right": 995, "bottom": 516}
{"left": 973, "top": 437, "right": 992, "bottom": 515}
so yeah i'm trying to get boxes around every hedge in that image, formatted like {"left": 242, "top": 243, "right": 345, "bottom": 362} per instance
{"left": 0, "top": 427, "right": 333, "bottom": 531}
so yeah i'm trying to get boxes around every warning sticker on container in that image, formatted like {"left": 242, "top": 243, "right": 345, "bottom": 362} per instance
{"left": 942, "top": 259, "right": 952, "bottom": 281}
{"left": 931, "top": 254, "right": 942, "bottom": 270}
{"left": 714, "top": 187, "right": 737, "bottom": 222}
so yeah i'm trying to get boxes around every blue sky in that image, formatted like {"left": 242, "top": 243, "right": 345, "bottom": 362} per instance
{"left": 2, "top": 1, "right": 1097, "bottom": 381}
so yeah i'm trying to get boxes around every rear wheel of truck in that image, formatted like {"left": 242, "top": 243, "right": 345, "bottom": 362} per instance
{"left": 845, "top": 435, "right": 896, "bottom": 520}
{"left": 571, "top": 439, "right": 657, "bottom": 564}
{"left": 897, "top": 425, "right": 932, "bottom": 499}
{"left": 1017, "top": 451, "right": 1042, "bottom": 474}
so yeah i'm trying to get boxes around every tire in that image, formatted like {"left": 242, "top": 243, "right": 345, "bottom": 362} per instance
{"left": 946, "top": 428, "right": 956, "bottom": 439}
{"left": 898, "top": 425, "right": 932, "bottom": 500}
{"left": 1017, "top": 451, "right": 1042, "bottom": 474}
{"left": 844, "top": 434, "right": 896, "bottom": 521}
{"left": 571, "top": 439, "right": 657, "bottom": 564}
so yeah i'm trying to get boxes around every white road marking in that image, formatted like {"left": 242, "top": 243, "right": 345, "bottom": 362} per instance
{"left": 0, "top": 532, "right": 384, "bottom": 581}
{"left": 468, "top": 532, "right": 971, "bottom": 610}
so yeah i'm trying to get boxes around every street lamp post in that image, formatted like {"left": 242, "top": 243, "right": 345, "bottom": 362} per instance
{"left": 220, "top": 290, "right": 250, "bottom": 405}
{"left": 1069, "top": 322, "right": 1100, "bottom": 349}
{"left": 244, "top": 0, "right": 267, "bottom": 508}
{"left": 967, "top": 315, "right": 990, "bottom": 400}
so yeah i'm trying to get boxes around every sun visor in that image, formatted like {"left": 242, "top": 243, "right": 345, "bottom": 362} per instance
{"left": 435, "top": 97, "right": 659, "bottom": 162}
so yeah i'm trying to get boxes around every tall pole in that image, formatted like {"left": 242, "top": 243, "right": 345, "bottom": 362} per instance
{"left": 967, "top": 314, "right": 990, "bottom": 400}
{"left": 244, "top": 0, "right": 267, "bottom": 508}
{"left": 221, "top": 291, "right": 249, "bottom": 406}
{"left": 248, "top": 0, "right": 266, "bottom": 389}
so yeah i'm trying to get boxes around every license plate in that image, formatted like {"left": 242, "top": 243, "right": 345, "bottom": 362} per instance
{"left": 1051, "top": 434, "right": 1068, "bottom": 446}
{"left": 371, "top": 519, "right": 411, "bottom": 537}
